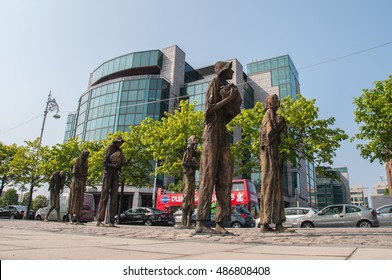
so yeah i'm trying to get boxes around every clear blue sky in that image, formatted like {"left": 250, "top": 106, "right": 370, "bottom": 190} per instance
{"left": 1, "top": 0, "right": 391, "bottom": 191}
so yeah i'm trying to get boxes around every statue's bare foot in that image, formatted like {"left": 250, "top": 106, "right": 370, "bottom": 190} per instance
{"left": 275, "top": 223, "right": 286, "bottom": 233}
{"left": 96, "top": 221, "right": 105, "bottom": 227}
{"left": 260, "top": 223, "right": 275, "bottom": 233}
{"left": 195, "top": 221, "right": 215, "bottom": 234}
{"left": 108, "top": 223, "right": 118, "bottom": 228}
{"left": 215, "top": 223, "right": 233, "bottom": 235}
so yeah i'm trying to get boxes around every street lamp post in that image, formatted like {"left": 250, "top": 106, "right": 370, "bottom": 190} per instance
{"left": 23, "top": 92, "right": 60, "bottom": 220}
{"left": 39, "top": 91, "right": 60, "bottom": 145}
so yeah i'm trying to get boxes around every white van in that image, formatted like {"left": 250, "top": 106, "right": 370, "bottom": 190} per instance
{"left": 35, "top": 193, "right": 95, "bottom": 222}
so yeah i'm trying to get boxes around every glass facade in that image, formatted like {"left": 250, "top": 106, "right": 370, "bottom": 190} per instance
{"left": 91, "top": 50, "right": 163, "bottom": 85}
{"left": 247, "top": 55, "right": 300, "bottom": 99}
{"left": 180, "top": 81, "right": 209, "bottom": 112}
{"left": 71, "top": 76, "right": 170, "bottom": 142}
{"left": 307, "top": 161, "right": 317, "bottom": 208}
{"left": 316, "top": 169, "right": 350, "bottom": 209}
{"left": 63, "top": 112, "right": 77, "bottom": 141}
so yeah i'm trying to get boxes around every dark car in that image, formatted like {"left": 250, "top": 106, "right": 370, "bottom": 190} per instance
{"left": 116, "top": 207, "right": 175, "bottom": 226}
{"left": 0, "top": 205, "right": 36, "bottom": 220}
{"left": 191, "top": 206, "right": 255, "bottom": 228}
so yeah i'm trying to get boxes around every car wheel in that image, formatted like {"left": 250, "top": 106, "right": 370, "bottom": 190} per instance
{"left": 357, "top": 220, "right": 372, "bottom": 228}
{"left": 231, "top": 221, "right": 242, "bottom": 228}
{"left": 301, "top": 221, "right": 314, "bottom": 228}
{"left": 191, "top": 221, "right": 196, "bottom": 228}
{"left": 144, "top": 219, "right": 153, "bottom": 226}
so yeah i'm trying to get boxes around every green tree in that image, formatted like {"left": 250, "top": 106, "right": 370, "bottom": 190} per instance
{"left": 8, "top": 138, "right": 48, "bottom": 219}
{"left": 352, "top": 75, "right": 392, "bottom": 164}
{"left": 228, "top": 94, "right": 348, "bottom": 177}
{"left": 32, "top": 195, "right": 47, "bottom": 211}
{"left": 42, "top": 138, "right": 105, "bottom": 188}
{"left": 228, "top": 102, "right": 264, "bottom": 177}
{"left": 279, "top": 94, "right": 349, "bottom": 168}
{"left": 0, "top": 142, "right": 19, "bottom": 196}
{"left": 140, "top": 101, "right": 204, "bottom": 191}
{"left": 0, "top": 188, "right": 19, "bottom": 207}
{"left": 20, "top": 192, "right": 30, "bottom": 206}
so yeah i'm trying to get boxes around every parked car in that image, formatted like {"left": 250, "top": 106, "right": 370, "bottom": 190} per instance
{"left": 0, "top": 205, "right": 35, "bottom": 220}
{"left": 35, "top": 193, "right": 95, "bottom": 222}
{"left": 291, "top": 204, "right": 379, "bottom": 228}
{"left": 190, "top": 206, "right": 255, "bottom": 228}
{"left": 376, "top": 204, "right": 392, "bottom": 226}
{"left": 255, "top": 207, "right": 318, "bottom": 228}
{"left": 116, "top": 207, "right": 175, "bottom": 226}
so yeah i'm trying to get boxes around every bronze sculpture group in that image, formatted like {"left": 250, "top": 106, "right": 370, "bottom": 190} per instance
{"left": 45, "top": 60, "right": 287, "bottom": 234}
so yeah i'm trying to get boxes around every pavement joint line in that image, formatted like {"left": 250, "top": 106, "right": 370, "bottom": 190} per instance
{"left": 345, "top": 247, "right": 359, "bottom": 260}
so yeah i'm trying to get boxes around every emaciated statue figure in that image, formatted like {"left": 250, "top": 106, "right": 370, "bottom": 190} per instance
{"left": 195, "top": 61, "right": 242, "bottom": 235}
{"left": 181, "top": 135, "right": 200, "bottom": 228}
{"left": 97, "top": 136, "right": 125, "bottom": 227}
{"left": 68, "top": 150, "right": 89, "bottom": 224}
{"left": 45, "top": 170, "right": 66, "bottom": 222}
{"left": 259, "top": 94, "right": 286, "bottom": 232}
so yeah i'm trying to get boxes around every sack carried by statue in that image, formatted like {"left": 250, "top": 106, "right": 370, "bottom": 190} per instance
{"left": 109, "top": 151, "right": 125, "bottom": 168}
{"left": 220, "top": 84, "right": 242, "bottom": 116}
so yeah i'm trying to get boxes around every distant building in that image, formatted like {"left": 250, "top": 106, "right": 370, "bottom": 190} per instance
{"left": 315, "top": 167, "right": 351, "bottom": 209}
{"left": 350, "top": 186, "right": 369, "bottom": 207}
{"left": 370, "top": 180, "right": 392, "bottom": 208}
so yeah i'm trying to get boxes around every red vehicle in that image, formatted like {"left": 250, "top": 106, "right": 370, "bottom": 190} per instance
{"left": 156, "top": 179, "right": 259, "bottom": 216}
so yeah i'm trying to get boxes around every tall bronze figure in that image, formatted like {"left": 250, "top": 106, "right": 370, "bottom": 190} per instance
{"left": 97, "top": 136, "right": 125, "bottom": 227}
{"left": 195, "top": 61, "right": 242, "bottom": 234}
{"left": 69, "top": 150, "right": 89, "bottom": 224}
{"left": 45, "top": 170, "right": 66, "bottom": 222}
{"left": 259, "top": 94, "right": 286, "bottom": 232}
{"left": 181, "top": 135, "right": 200, "bottom": 228}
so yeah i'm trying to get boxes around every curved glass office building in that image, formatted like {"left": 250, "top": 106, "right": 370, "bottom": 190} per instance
{"left": 66, "top": 49, "right": 171, "bottom": 142}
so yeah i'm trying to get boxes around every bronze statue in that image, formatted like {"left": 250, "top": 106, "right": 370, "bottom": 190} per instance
{"left": 68, "top": 150, "right": 89, "bottom": 224}
{"left": 97, "top": 136, "right": 125, "bottom": 227}
{"left": 181, "top": 135, "right": 200, "bottom": 228}
{"left": 195, "top": 61, "right": 242, "bottom": 234}
{"left": 259, "top": 94, "right": 286, "bottom": 232}
{"left": 45, "top": 170, "right": 66, "bottom": 222}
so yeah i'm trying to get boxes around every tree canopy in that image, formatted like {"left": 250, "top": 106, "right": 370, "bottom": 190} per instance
{"left": 228, "top": 94, "right": 348, "bottom": 177}
{"left": 352, "top": 75, "right": 392, "bottom": 164}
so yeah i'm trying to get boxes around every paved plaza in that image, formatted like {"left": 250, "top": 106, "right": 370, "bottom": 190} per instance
{"left": 1, "top": 220, "right": 392, "bottom": 260}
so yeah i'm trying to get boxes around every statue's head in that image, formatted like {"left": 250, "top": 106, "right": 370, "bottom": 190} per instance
{"left": 113, "top": 135, "right": 125, "bottom": 146}
{"left": 81, "top": 150, "right": 89, "bottom": 159}
{"left": 265, "top": 94, "right": 280, "bottom": 111}
{"left": 214, "top": 61, "right": 233, "bottom": 79}
{"left": 188, "top": 135, "right": 198, "bottom": 145}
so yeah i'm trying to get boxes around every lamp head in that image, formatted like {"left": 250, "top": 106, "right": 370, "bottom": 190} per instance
{"left": 53, "top": 112, "right": 60, "bottom": 119}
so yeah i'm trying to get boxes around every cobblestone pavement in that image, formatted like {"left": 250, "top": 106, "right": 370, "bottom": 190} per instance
{"left": 1, "top": 219, "right": 392, "bottom": 248}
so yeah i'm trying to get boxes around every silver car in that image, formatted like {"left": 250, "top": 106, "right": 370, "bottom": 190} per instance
{"left": 292, "top": 204, "right": 379, "bottom": 228}
{"left": 255, "top": 207, "right": 317, "bottom": 228}
{"left": 376, "top": 204, "right": 392, "bottom": 226}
